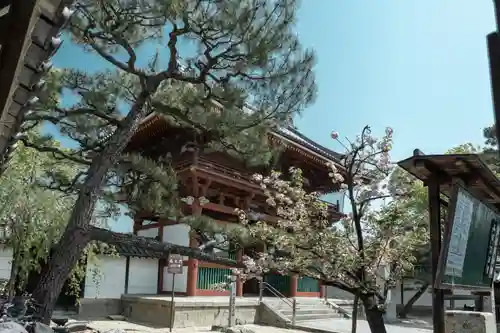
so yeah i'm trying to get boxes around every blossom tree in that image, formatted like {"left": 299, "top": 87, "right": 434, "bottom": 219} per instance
{"left": 232, "top": 126, "right": 426, "bottom": 333}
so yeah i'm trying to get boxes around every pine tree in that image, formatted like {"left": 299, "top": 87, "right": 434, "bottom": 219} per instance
{"left": 19, "top": 0, "right": 316, "bottom": 322}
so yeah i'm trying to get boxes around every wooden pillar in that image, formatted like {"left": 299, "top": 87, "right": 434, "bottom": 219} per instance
{"left": 187, "top": 203, "right": 202, "bottom": 297}
{"left": 290, "top": 275, "right": 298, "bottom": 297}
{"left": 157, "top": 225, "right": 164, "bottom": 294}
{"left": 319, "top": 280, "right": 326, "bottom": 299}
{"left": 126, "top": 218, "right": 141, "bottom": 294}
{"left": 186, "top": 231, "right": 199, "bottom": 296}
{"left": 236, "top": 249, "right": 243, "bottom": 297}
{"left": 124, "top": 256, "right": 130, "bottom": 294}
{"left": 428, "top": 179, "right": 445, "bottom": 333}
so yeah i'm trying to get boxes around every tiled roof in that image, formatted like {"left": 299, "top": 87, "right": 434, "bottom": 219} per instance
{"left": 273, "top": 126, "right": 343, "bottom": 163}
{"left": 111, "top": 239, "right": 167, "bottom": 259}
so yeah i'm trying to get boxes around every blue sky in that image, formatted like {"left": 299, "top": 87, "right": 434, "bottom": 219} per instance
{"left": 53, "top": 1, "right": 499, "bottom": 162}
{"left": 51, "top": 1, "right": 498, "bottom": 229}
{"left": 293, "top": 0, "right": 497, "bottom": 162}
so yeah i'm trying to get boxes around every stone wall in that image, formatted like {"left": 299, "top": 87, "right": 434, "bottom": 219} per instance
{"left": 255, "top": 302, "right": 288, "bottom": 328}
{"left": 445, "top": 310, "right": 496, "bottom": 333}
{"left": 78, "top": 298, "right": 122, "bottom": 319}
{"left": 121, "top": 296, "right": 259, "bottom": 328}
{"left": 79, "top": 296, "right": 295, "bottom": 329}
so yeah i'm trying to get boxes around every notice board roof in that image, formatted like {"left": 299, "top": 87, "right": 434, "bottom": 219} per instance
{"left": 397, "top": 151, "right": 500, "bottom": 210}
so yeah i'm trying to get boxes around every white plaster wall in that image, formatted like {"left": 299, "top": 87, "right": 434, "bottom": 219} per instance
{"left": 0, "top": 247, "right": 12, "bottom": 280}
{"left": 162, "top": 224, "right": 190, "bottom": 258}
{"left": 138, "top": 228, "right": 159, "bottom": 239}
{"left": 126, "top": 228, "right": 159, "bottom": 294}
{"left": 128, "top": 258, "right": 159, "bottom": 294}
{"left": 84, "top": 255, "right": 126, "bottom": 299}
{"left": 162, "top": 224, "right": 190, "bottom": 293}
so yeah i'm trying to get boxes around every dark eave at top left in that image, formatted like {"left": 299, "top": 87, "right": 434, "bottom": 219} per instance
{"left": 0, "top": 0, "right": 73, "bottom": 168}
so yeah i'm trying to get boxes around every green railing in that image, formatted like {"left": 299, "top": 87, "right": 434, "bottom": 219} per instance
{"left": 297, "top": 276, "right": 320, "bottom": 292}
{"left": 197, "top": 267, "right": 232, "bottom": 290}
{"left": 196, "top": 251, "right": 236, "bottom": 290}
{"left": 264, "top": 273, "right": 290, "bottom": 295}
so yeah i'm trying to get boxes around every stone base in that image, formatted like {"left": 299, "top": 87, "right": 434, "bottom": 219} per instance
{"left": 78, "top": 298, "right": 122, "bottom": 319}
{"left": 445, "top": 310, "right": 496, "bottom": 333}
{"left": 121, "top": 295, "right": 258, "bottom": 328}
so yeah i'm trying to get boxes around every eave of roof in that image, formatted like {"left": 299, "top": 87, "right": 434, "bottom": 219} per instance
{"left": 132, "top": 112, "right": 343, "bottom": 168}
{"left": 0, "top": 0, "right": 69, "bottom": 160}
{"left": 397, "top": 152, "right": 500, "bottom": 208}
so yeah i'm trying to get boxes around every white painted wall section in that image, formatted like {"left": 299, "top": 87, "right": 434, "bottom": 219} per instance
{"left": 162, "top": 224, "right": 190, "bottom": 293}
{"left": 128, "top": 258, "right": 159, "bottom": 294}
{"left": 83, "top": 256, "right": 126, "bottom": 299}
{"left": 138, "top": 227, "right": 159, "bottom": 239}
{"left": 126, "top": 228, "right": 160, "bottom": 294}
{"left": 0, "top": 247, "right": 12, "bottom": 280}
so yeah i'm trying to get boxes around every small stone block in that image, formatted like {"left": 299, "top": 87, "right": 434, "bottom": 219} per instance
{"left": 445, "top": 310, "right": 496, "bottom": 333}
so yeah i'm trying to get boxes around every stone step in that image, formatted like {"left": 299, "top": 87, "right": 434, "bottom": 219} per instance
{"left": 265, "top": 298, "right": 353, "bottom": 323}
{"left": 293, "top": 313, "right": 342, "bottom": 321}
{"left": 271, "top": 304, "right": 331, "bottom": 308}
{"left": 273, "top": 306, "right": 333, "bottom": 312}
{"left": 280, "top": 309, "right": 333, "bottom": 316}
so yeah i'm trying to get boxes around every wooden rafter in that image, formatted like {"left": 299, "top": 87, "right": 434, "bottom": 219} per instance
{"left": 0, "top": 0, "right": 39, "bottom": 116}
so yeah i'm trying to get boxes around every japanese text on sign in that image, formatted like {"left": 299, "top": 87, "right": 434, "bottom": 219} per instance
{"left": 167, "top": 254, "right": 183, "bottom": 274}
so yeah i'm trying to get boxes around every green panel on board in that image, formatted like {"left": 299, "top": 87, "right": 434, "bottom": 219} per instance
{"left": 436, "top": 182, "right": 500, "bottom": 291}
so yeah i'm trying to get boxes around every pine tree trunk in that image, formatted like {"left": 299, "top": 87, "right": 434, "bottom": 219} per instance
{"left": 398, "top": 282, "right": 429, "bottom": 319}
{"left": 351, "top": 293, "right": 359, "bottom": 333}
{"left": 31, "top": 209, "right": 93, "bottom": 323}
{"left": 31, "top": 93, "right": 151, "bottom": 323}
{"left": 6, "top": 248, "right": 20, "bottom": 301}
{"left": 361, "top": 295, "right": 387, "bottom": 333}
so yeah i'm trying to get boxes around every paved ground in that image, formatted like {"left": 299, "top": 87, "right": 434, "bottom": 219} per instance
{"left": 86, "top": 318, "right": 433, "bottom": 333}
{"left": 86, "top": 320, "right": 212, "bottom": 332}
{"left": 86, "top": 320, "right": 316, "bottom": 333}
{"left": 295, "top": 318, "right": 432, "bottom": 333}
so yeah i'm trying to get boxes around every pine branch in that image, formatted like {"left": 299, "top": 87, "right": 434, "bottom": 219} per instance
{"left": 26, "top": 107, "right": 122, "bottom": 127}
{"left": 19, "top": 137, "right": 91, "bottom": 166}
{"left": 89, "top": 226, "right": 243, "bottom": 267}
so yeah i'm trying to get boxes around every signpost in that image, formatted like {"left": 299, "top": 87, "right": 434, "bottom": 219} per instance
{"left": 436, "top": 181, "right": 500, "bottom": 291}
{"left": 228, "top": 275, "right": 237, "bottom": 327}
{"left": 167, "top": 254, "right": 183, "bottom": 332}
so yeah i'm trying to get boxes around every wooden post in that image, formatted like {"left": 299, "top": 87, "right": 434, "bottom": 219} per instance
{"left": 186, "top": 230, "right": 199, "bottom": 296}
{"left": 489, "top": 1, "right": 500, "bottom": 152}
{"left": 319, "top": 280, "right": 326, "bottom": 299}
{"left": 236, "top": 249, "right": 243, "bottom": 297}
{"left": 124, "top": 256, "right": 130, "bottom": 294}
{"left": 428, "top": 179, "right": 445, "bottom": 333}
{"left": 186, "top": 161, "right": 202, "bottom": 297}
{"left": 290, "top": 275, "right": 298, "bottom": 298}
{"left": 157, "top": 225, "right": 164, "bottom": 294}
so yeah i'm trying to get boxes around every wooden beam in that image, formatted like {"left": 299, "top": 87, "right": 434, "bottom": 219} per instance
{"left": 0, "top": 0, "right": 10, "bottom": 11}
{"left": 0, "top": 13, "right": 8, "bottom": 45}
{"left": 488, "top": 32, "right": 500, "bottom": 164}
{"left": 0, "top": 0, "right": 39, "bottom": 147}
{"left": 428, "top": 179, "right": 445, "bottom": 333}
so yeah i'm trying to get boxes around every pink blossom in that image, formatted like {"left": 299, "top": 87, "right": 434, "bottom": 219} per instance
{"left": 331, "top": 131, "right": 339, "bottom": 140}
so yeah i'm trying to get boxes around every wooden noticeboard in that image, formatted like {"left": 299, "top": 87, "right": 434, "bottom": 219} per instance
{"left": 436, "top": 181, "right": 500, "bottom": 291}
{"left": 167, "top": 254, "right": 183, "bottom": 274}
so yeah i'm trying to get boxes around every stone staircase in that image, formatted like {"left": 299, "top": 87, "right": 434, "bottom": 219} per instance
{"left": 264, "top": 297, "right": 353, "bottom": 323}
